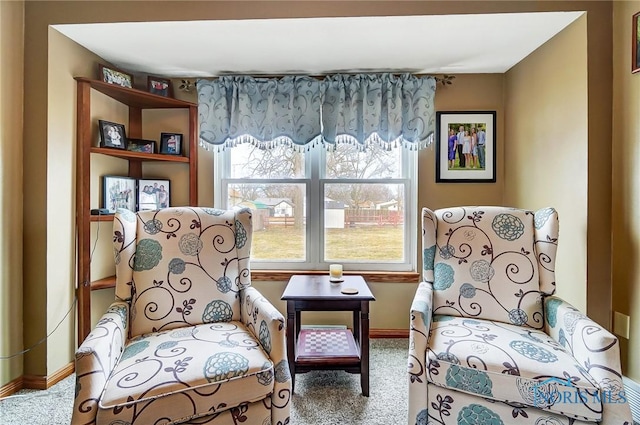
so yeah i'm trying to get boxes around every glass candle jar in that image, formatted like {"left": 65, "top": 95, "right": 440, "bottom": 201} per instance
{"left": 329, "top": 264, "right": 343, "bottom": 280}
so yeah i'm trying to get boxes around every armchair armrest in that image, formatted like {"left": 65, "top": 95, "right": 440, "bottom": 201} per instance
{"left": 544, "top": 296, "right": 633, "bottom": 424}
{"left": 408, "top": 281, "right": 433, "bottom": 425}
{"left": 72, "top": 301, "right": 128, "bottom": 425}
{"left": 241, "top": 286, "right": 291, "bottom": 425}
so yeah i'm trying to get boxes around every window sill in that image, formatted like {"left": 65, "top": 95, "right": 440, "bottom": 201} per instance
{"left": 90, "top": 270, "right": 421, "bottom": 291}
{"left": 251, "top": 270, "right": 420, "bottom": 283}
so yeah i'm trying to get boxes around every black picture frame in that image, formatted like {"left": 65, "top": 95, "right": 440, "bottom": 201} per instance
{"left": 633, "top": 12, "right": 640, "bottom": 73}
{"left": 148, "top": 76, "right": 173, "bottom": 97}
{"left": 102, "top": 175, "right": 136, "bottom": 213}
{"left": 98, "top": 120, "right": 127, "bottom": 149}
{"left": 127, "top": 138, "right": 156, "bottom": 154}
{"left": 435, "top": 111, "right": 497, "bottom": 183}
{"left": 160, "top": 132, "right": 183, "bottom": 155}
{"left": 138, "top": 178, "right": 171, "bottom": 211}
{"left": 98, "top": 63, "right": 133, "bottom": 88}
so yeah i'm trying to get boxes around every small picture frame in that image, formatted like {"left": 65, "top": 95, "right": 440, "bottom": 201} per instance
{"left": 138, "top": 179, "right": 170, "bottom": 211}
{"left": 148, "top": 76, "right": 173, "bottom": 97}
{"left": 103, "top": 175, "right": 136, "bottom": 213}
{"left": 98, "top": 64, "right": 133, "bottom": 88}
{"left": 435, "top": 111, "right": 497, "bottom": 183}
{"left": 633, "top": 12, "right": 640, "bottom": 73}
{"left": 126, "top": 138, "right": 156, "bottom": 154}
{"left": 98, "top": 120, "right": 127, "bottom": 149}
{"left": 160, "top": 133, "right": 183, "bottom": 155}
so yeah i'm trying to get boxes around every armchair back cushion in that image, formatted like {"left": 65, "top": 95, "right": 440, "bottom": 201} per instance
{"left": 422, "top": 206, "right": 558, "bottom": 329}
{"left": 113, "top": 207, "right": 253, "bottom": 336}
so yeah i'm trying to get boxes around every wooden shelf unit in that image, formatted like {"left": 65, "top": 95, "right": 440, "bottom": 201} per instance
{"left": 90, "top": 147, "right": 190, "bottom": 163}
{"left": 91, "top": 275, "right": 117, "bottom": 291}
{"left": 90, "top": 214, "right": 115, "bottom": 222}
{"left": 75, "top": 77, "right": 198, "bottom": 342}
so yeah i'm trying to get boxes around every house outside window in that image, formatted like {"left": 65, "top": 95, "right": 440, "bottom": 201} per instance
{"left": 214, "top": 142, "right": 417, "bottom": 272}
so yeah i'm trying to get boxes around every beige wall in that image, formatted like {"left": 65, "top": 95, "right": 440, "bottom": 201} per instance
{"left": 418, "top": 74, "right": 505, "bottom": 210}
{"left": 504, "top": 16, "right": 588, "bottom": 311}
{"left": 612, "top": 0, "right": 640, "bottom": 381}
{"left": 45, "top": 28, "right": 107, "bottom": 374}
{"left": 23, "top": 0, "right": 49, "bottom": 378}
{"left": 0, "top": 0, "right": 24, "bottom": 385}
{"left": 9, "top": 0, "right": 616, "bottom": 387}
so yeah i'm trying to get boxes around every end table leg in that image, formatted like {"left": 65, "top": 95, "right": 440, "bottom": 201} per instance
{"left": 286, "top": 300, "right": 296, "bottom": 393}
{"left": 361, "top": 301, "right": 370, "bottom": 396}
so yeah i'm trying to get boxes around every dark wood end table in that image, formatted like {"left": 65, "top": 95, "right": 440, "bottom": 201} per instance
{"left": 281, "top": 274, "right": 375, "bottom": 396}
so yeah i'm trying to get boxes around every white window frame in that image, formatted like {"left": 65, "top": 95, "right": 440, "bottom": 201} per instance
{"left": 214, "top": 145, "right": 417, "bottom": 272}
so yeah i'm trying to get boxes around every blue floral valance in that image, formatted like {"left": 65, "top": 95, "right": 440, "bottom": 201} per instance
{"left": 197, "top": 75, "right": 322, "bottom": 149}
{"left": 197, "top": 73, "right": 435, "bottom": 151}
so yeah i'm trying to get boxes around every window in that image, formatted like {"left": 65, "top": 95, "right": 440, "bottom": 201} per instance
{"left": 214, "top": 143, "right": 417, "bottom": 271}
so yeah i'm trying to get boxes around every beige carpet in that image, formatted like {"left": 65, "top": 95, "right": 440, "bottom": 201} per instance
{"left": 0, "top": 338, "right": 409, "bottom": 425}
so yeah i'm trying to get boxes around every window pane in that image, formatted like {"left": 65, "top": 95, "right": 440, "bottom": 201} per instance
{"left": 324, "top": 183, "right": 404, "bottom": 262}
{"left": 230, "top": 143, "right": 305, "bottom": 178}
{"left": 227, "top": 183, "right": 306, "bottom": 261}
{"left": 325, "top": 143, "right": 402, "bottom": 179}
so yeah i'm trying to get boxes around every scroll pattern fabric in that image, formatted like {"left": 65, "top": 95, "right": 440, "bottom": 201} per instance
{"left": 409, "top": 206, "right": 632, "bottom": 425}
{"left": 197, "top": 73, "right": 435, "bottom": 151}
{"left": 425, "top": 206, "right": 547, "bottom": 329}
{"left": 72, "top": 207, "right": 291, "bottom": 425}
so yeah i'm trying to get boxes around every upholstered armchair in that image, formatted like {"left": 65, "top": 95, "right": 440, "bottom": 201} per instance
{"left": 408, "top": 206, "right": 632, "bottom": 425}
{"left": 72, "top": 207, "right": 291, "bottom": 425}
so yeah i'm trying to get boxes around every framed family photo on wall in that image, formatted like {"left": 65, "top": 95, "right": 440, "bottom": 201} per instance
{"left": 435, "top": 111, "right": 496, "bottom": 183}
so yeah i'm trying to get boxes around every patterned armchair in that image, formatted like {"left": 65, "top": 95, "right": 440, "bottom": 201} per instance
{"left": 72, "top": 207, "right": 291, "bottom": 425}
{"left": 408, "top": 206, "right": 632, "bottom": 425}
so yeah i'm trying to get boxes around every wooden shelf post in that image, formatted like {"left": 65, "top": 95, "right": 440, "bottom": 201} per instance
{"left": 74, "top": 77, "right": 198, "bottom": 344}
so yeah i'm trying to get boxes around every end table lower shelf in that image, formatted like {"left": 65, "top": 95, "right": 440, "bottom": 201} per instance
{"left": 296, "top": 328, "right": 360, "bottom": 364}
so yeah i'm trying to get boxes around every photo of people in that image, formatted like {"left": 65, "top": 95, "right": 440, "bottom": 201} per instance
{"left": 447, "top": 123, "right": 486, "bottom": 170}
{"left": 127, "top": 139, "right": 156, "bottom": 153}
{"left": 103, "top": 176, "right": 136, "bottom": 213}
{"left": 150, "top": 80, "right": 168, "bottom": 94}
{"left": 436, "top": 111, "right": 496, "bottom": 183}
{"left": 138, "top": 179, "right": 170, "bottom": 211}
{"left": 148, "top": 77, "right": 172, "bottom": 97}
{"left": 98, "top": 120, "right": 127, "bottom": 149}
{"left": 100, "top": 65, "right": 133, "bottom": 88}
{"left": 160, "top": 133, "right": 182, "bottom": 155}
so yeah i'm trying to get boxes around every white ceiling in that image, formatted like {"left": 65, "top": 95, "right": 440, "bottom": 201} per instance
{"left": 53, "top": 12, "right": 583, "bottom": 78}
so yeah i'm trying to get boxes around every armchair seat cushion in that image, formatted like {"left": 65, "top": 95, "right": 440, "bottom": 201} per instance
{"left": 97, "top": 321, "right": 274, "bottom": 423}
{"left": 427, "top": 315, "right": 602, "bottom": 422}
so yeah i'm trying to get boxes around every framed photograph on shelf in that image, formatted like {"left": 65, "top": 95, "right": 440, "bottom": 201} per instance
{"left": 98, "top": 64, "right": 133, "bottom": 88}
{"left": 98, "top": 120, "right": 127, "bottom": 149}
{"left": 127, "top": 138, "right": 156, "bottom": 153}
{"left": 160, "top": 133, "right": 183, "bottom": 155}
{"left": 435, "top": 111, "right": 496, "bottom": 183}
{"left": 103, "top": 175, "right": 136, "bottom": 213}
{"left": 633, "top": 12, "right": 640, "bottom": 73}
{"left": 148, "top": 76, "right": 173, "bottom": 97}
{"left": 138, "top": 178, "right": 170, "bottom": 211}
